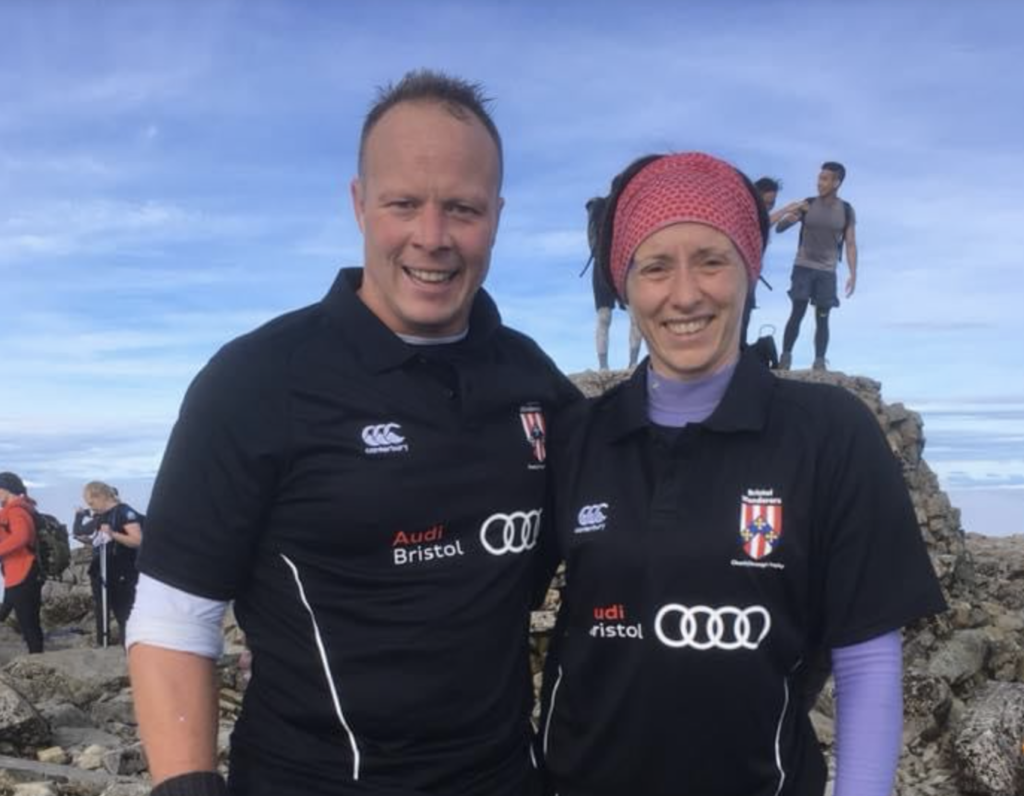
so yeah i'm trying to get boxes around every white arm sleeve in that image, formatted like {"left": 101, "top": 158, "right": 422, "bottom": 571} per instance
{"left": 124, "top": 573, "right": 230, "bottom": 659}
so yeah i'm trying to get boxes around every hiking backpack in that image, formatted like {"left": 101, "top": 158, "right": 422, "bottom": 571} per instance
{"left": 31, "top": 511, "right": 72, "bottom": 579}
{"left": 579, "top": 195, "right": 609, "bottom": 276}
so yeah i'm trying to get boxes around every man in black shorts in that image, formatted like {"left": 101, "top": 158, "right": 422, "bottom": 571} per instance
{"left": 127, "top": 70, "right": 577, "bottom": 796}
{"left": 775, "top": 162, "right": 858, "bottom": 370}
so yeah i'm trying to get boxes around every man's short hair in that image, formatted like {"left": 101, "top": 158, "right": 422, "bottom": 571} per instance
{"left": 754, "top": 177, "right": 781, "bottom": 195}
{"left": 358, "top": 69, "right": 503, "bottom": 186}
{"left": 821, "top": 162, "right": 846, "bottom": 184}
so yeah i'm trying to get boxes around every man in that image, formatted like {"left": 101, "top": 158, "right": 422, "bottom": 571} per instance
{"left": 586, "top": 196, "right": 641, "bottom": 370}
{"left": 127, "top": 70, "right": 577, "bottom": 796}
{"left": 0, "top": 471, "right": 43, "bottom": 654}
{"left": 774, "top": 161, "right": 858, "bottom": 370}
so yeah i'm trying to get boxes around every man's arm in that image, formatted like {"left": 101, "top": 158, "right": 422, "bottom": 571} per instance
{"left": 774, "top": 200, "right": 809, "bottom": 233}
{"left": 769, "top": 200, "right": 806, "bottom": 227}
{"left": 844, "top": 222, "right": 858, "bottom": 297}
{"left": 129, "top": 644, "right": 220, "bottom": 783}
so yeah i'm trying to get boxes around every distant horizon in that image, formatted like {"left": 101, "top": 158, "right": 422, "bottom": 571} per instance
{"left": 18, "top": 362, "right": 1024, "bottom": 541}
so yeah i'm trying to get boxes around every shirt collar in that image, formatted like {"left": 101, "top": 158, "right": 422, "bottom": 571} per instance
{"left": 604, "top": 348, "right": 776, "bottom": 442}
{"left": 319, "top": 268, "right": 503, "bottom": 373}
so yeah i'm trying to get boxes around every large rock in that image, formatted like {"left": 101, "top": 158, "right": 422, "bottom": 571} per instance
{"left": 100, "top": 784, "right": 151, "bottom": 796}
{"left": 903, "top": 671, "right": 953, "bottom": 745}
{"left": 0, "top": 648, "right": 127, "bottom": 709}
{"left": 0, "top": 677, "right": 49, "bottom": 748}
{"left": 51, "top": 726, "right": 124, "bottom": 751}
{"left": 39, "top": 588, "right": 94, "bottom": 629}
{"left": 90, "top": 693, "right": 136, "bottom": 728}
{"left": 953, "top": 681, "right": 1024, "bottom": 796}
{"left": 926, "top": 629, "right": 990, "bottom": 685}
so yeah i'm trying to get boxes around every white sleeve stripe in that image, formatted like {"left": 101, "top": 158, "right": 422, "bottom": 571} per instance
{"left": 124, "top": 573, "right": 230, "bottom": 660}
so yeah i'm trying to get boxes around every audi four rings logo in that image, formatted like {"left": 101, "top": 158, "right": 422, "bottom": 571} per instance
{"left": 479, "top": 510, "right": 542, "bottom": 555}
{"left": 577, "top": 503, "right": 608, "bottom": 527}
{"left": 654, "top": 604, "right": 771, "bottom": 650}
{"left": 362, "top": 423, "right": 405, "bottom": 447}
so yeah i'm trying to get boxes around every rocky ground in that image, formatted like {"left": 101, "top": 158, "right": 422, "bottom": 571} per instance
{"left": 2, "top": 365, "right": 1023, "bottom": 795}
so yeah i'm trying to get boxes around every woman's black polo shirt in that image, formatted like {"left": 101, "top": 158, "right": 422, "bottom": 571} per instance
{"left": 540, "top": 352, "right": 946, "bottom": 796}
{"left": 139, "top": 268, "right": 579, "bottom": 796}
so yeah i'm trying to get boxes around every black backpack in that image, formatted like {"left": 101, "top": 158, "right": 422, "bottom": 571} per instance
{"left": 579, "top": 196, "right": 609, "bottom": 277}
{"left": 30, "top": 511, "right": 72, "bottom": 579}
{"left": 799, "top": 196, "right": 853, "bottom": 261}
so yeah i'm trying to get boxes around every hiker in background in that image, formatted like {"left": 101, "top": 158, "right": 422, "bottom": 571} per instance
{"left": 0, "top": 472, "right": 44, "bottom": 653}
{"left": 740, "top": 177, "right": 808, "bottom": 345}
{"left": 774, "top": 161, "right": 858, "bottom": 371}
{"left": 73, "top": 481, "right": 142, "bottom": 646}
{"left": 587, "top": 196, "right": 642, "bottom": 370}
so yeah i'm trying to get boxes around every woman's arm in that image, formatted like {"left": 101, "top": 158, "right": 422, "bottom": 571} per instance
{"left": 831, "top": 630, "right": 904, "bottom": 796}
{"left": 108, "top": 521, "right": 142, "bottom": 548}
{"left": 0, "top": 507, "right": 33, "bottom": 556}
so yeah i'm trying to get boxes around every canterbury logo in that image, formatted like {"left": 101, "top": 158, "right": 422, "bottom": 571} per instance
{"left": 654, "top": 604, "right": 771, "bottom": 651}
{"left": 576, "top": 503, "right": 608, "bottom": 527}
{"left": 479, "top": 510, "right": 542, "bottom": 555}
{"left": 362, "top": 423, "right": 409, "bottom": 455}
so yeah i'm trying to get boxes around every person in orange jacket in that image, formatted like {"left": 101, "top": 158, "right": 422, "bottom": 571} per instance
{"left": 0, "top": 471, "right": 44, "bottom": 653}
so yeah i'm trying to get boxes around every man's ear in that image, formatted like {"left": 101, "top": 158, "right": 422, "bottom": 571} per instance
{"left": 351, "top": 177, "right": 366, "bottom": 234}
{"left": 491, "top": 196, "right": 505, "bottom": 246}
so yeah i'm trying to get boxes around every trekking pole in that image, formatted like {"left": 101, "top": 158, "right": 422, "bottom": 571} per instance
{"left": 99, "top": 541, "right": 109, "bottom": 649}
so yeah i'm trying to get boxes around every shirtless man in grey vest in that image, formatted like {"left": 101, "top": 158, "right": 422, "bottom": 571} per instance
{"left": 775, "top": 162, "right": 858, "bottom": 371}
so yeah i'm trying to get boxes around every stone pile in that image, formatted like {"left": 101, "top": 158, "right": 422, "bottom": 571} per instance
{"left": 2, "top": 365, "right": 1022, "bottom": 795}
{"left": 0, "top": 550, "right": 247, "bottom": 795}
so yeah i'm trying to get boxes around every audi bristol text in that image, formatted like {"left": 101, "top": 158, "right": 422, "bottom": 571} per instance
{"left": 590, "top": 603, "right": 644, "bottom": 640}
{"left": 392, "top": 524, "right": 465, "bottom": 567}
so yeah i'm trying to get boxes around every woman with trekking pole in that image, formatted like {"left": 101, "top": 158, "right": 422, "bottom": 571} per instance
{"left": 73, "top": 481, "right": 142, "bottom": 647}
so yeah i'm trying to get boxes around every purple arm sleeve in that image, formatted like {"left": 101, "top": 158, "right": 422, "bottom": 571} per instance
{"left": 831, "top": 630, "right": 904, "bottom": 796}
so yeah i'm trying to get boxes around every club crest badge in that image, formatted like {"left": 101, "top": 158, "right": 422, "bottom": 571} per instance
{"left": 739, "top": 489, "right": 783, "bottom": 560}
{"left": 519, "top": 404, "right": 547, "bottom": 464}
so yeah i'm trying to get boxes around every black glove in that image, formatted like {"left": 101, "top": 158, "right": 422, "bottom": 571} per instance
{"left": 151, "top": 772, "right": 228, "bottom": 796}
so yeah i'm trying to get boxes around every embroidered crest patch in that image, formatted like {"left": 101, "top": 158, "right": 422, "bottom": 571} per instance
{"left": 739, "top": 489, "right": 783, "bottom": 560}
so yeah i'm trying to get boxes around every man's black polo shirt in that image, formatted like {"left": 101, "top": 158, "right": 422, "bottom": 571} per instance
{"left": 540, "top": 351, "right": 946, "bottom": 796}
{"left": 140, "top": 268, "right": 579, "bottom": 796}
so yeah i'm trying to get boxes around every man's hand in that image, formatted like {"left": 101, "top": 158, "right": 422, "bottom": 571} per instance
{"left": 845, "top": 273, "right": 857, "bottom": 297}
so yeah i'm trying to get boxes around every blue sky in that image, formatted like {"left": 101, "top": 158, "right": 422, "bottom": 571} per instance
{"left": 1, "top": 0, "right": 1022, "bottom": 536}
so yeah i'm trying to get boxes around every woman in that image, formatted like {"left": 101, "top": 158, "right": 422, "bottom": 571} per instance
{"left": 540, "top": 153, "right": 946, "bottom": 796}
{"left": 0, "top": 471, "right": 44, "bottom": 653}
{"left": 73, "top": 481, "right": 142, "bottom": 646}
